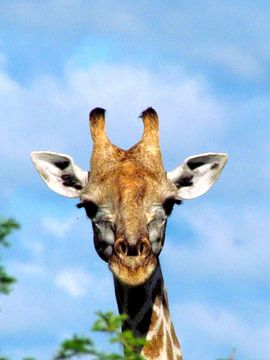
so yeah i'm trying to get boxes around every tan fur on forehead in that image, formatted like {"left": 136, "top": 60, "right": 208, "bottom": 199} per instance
{"left": 89, "top": 107, "right": 165, "bottom": 179}
{"left": 86, "top": 159, "right": 174, "bottom": 205}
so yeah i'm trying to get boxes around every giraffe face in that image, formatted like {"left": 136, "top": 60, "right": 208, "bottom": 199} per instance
{"left": 31, "top": 108, "right": 228, "bottom": 287}
{"left": 79, "top": 159, "right": 179, "bottom": 286}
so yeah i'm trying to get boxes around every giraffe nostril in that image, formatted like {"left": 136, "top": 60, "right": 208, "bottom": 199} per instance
{"left": 114, "top": 238, "right": 128, "bottom": 257}
{"left": 139, "top": 242, "right": 145, "bottom": 255}
{"left": 120, "top": 242, "right": 128, "bottom": 255}
{"left": 137, "top": 238, "right": 151, "bottom": 256}
{"left": 115, "top": 238, "right": 151, "bottom": 258}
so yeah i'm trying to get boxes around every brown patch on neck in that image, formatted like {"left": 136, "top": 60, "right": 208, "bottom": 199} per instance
{"left": 147, "top": 295, "right": 161, "bottom": 334}
{"left": 163, "top": 287, "right": 182, "bottom": 359}
{"left": 142, "top": 295, "right": 164, "bottom": 359}
{"left": 143, "top": 317, "right": 164, "bottom": 359}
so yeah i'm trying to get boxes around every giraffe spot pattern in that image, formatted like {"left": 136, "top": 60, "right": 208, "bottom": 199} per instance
{"left": 143, "top": 319, "right": 164, "bottom": 359}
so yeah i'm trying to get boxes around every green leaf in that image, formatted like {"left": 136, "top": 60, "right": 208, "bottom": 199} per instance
{"left": 0, "top": 216, "right": 19, "bottom": 296}
{"left": 54, "top": 335, "right": 95, "bottom": 359}
{"left": 0, "top": 218, "right": 20, "bottom": 247}
{"left": 92, "top": 312, "right": 127, "bottom": 333}
{"left": 0, "top": 266, "right": 16, "bottom": 294}
{"left": 91, "top": 312, "right": 146, "bottom": 360}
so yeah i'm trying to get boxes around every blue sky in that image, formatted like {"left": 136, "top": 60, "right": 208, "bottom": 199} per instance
{"left": 1, "top": 1, "right": 270, "bottom": 359}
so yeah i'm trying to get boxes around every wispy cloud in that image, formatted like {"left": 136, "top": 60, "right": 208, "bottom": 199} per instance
{"left": 1, "top": 2, "right": 269, "bottom": 84}
{"left": 164, "top": 203, "right": 270, "bottom": 280}
{"left": 8, "top": 261, "right": 46, "bottom": 277}
{"left": 55, "top": 267, "right": 93, "bottom": 297}
{"left": 199, "top": 45, "right": 264, "bottom": 80}
{"left": 172, "top": 301, "right": 270, "bottom": 360}
{"left": 41, "top": 217, "right": 77, "bottom": 238}
{"left": 21, "top": 238, "right": 45, "bottom": 258}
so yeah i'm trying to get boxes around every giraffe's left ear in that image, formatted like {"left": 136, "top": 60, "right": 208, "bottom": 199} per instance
{"left": 167, "top": 153, "right": 228, "bottom": 200}
{"left": 31, "top": 151, "right": 88, "bottom": 198}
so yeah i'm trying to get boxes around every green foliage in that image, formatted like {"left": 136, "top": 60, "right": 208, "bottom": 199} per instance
{"left": 0, "top": 217, "right": 20, "bottom": 294}
{"left": 0, "top": 218, "right": 20, "bottom": 247}
{"left": 92, "top": 312, "right": 128, "bottom": 333}
{"left": 54, "top": 312, "right": 146, "bottom": 360}
{"left": 0, "top": 265, "right": 16, "bottom": 295}
{"left": 0, "top": 216, "right": 20, "bottom": 359}
{"left": 54, "top": 335, "right": 94, "bottom": 359}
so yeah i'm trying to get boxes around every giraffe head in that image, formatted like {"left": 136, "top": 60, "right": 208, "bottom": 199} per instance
{"left": 31, "top": 108, "right": 228, "bottom": 286}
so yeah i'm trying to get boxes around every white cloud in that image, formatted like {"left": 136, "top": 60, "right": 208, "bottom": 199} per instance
{"left": 41, "top": 216, "right": 77, "bottom": 238}
{"left": 0, "top": 262, "right": 115, "bottom": 335}
{"left": 54, "top": 266, "right": 113, "bottom": 300}
{"left": 200, "top": 45, "right": 263, "bottom": 80}
{"left": 172, "top": 301, "right": 270, "bottom": 360}
{"left": 8, "top": 260, "right": 46, "bottom": 277}
{"left": 21, "top": 238, "right": 45, "bottom": 257}
{"left": 55, "top": 267, "right": 93, "bottom": 297}
{"left": 63, "top": 63, "right": 225, "bottom": 153}
{"left": 164, "top": 203, "right": 270, "bottom": 280}
{"left": 1, "top": 1, "right": 269, "bottom": 85}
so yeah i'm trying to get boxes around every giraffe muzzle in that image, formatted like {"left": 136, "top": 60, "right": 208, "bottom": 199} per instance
{"left": 109, "top": 237, "right": 157, "bottom": 286}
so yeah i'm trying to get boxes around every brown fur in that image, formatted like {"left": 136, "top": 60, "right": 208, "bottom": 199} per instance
{"left": 166, "top": 330, "right": 174, "bottom": 359}
{"left": 143, "top": 321, "right": 164, "bottom": 359}
{"left": 82, "top": 108, "right": 177, "bottom": 285}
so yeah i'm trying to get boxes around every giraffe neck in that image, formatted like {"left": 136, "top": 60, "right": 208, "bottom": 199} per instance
{"left": 113, "top": 261, "right": 182, "bottom": 360}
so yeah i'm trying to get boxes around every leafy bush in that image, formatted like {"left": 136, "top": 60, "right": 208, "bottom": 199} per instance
{"left": 54, "top": 311, "right": 146, "bottom": 360}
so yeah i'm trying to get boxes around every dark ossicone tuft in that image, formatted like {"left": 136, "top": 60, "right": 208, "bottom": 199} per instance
{"left": 89, "top": 107, "right": 106, "bottom": 119}
{"left": 140, "top": 107, "right": 157, "bottom": 118}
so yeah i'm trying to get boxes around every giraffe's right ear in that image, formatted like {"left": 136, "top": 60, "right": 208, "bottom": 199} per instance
{"left": 31, "top": 151, "right": 89, "bottom": 198}
{"left": 167, "top": 153, "right": 228, "bottom": 200}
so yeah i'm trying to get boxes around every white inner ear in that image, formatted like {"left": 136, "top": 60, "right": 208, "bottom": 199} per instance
{"left": 31, "top": 151, "right": 88, "bottom": 198}
{"left": 167, "top": 153, "right": 228, "bottom": 200}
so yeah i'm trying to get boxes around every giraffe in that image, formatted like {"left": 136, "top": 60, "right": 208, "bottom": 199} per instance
{"left": 31, "top": 107, "right": 228, "bottom": 359}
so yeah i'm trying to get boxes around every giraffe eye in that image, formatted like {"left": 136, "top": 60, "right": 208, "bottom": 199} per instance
{"left": 77, "top": 201, "right": 98, "bottom": 219}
